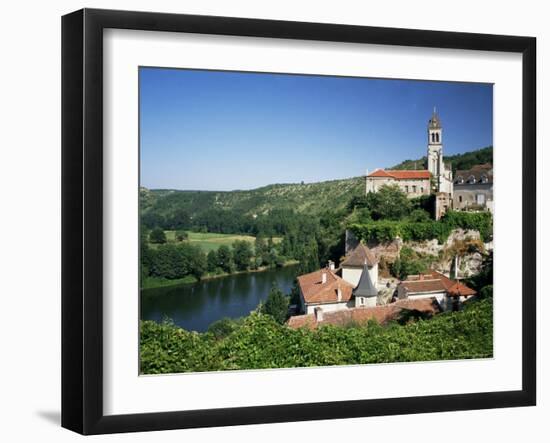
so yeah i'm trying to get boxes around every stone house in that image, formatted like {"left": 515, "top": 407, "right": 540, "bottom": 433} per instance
{"left": 296, "top": 269, "right": 355, "bottom": 315}
{"left": 296, "top": 243, "right": 380, "bottom": 314}
{"left": 366, "top": 169, "right": 431, "bottom": 197}
{"left": 397, "top": 270, "right": 476, "bottom": 311}
{"left": 453, "top": 163, "right": 493, "bottom": 212}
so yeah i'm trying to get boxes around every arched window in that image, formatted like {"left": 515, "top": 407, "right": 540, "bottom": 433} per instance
{"left": 435, "top": 132, "right": 439, "bottom": 143}
{"left": 480, "top": 174, "right": 488, "bottom": 183}
{"left": 431, "top": 133, "right": 435, "bottom": 143}
{"left": 468, "top": 175, "right": 476, "bottom": 184}
{"left": 455, "top": 175, "right": 464, "bottom": 184}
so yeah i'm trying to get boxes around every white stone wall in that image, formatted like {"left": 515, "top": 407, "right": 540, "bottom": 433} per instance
{"left": 305, "top": 301, "right": 353, "bottom": 315}
{"left": 341, "top": 263, "right": 378, "bottom": 287}
{"left": 355, "top": 296, "right": 377, "bottom": 308}
{"left": 399, "top": 289, "right": 448, "bottom": 310}
{"left": 366, "top": 176, "right": 430, "bottom": 197}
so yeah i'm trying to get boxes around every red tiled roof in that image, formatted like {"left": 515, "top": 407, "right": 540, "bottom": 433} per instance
{"left": 286, "top": 298, "right": 441, "bottom": 329}
{"left": 447, "top": 281, "right": 477, "bottom": 297}
{"left": 399, "top": 271, "right": 476, "bottom": 298}
{"left": 287, "top": 314, "right": 317, "bottom": 329}
{"left": 367, "top": 169, "right": 431, "bottom": 180}
{"left": 340, "top": 243, "right": 378, "bottom": 267}
{"left": 399, "top": 279, "right": 447, "bottom": 293}
{"left": 297, "top": 269, "right": 354, "bottom": 305}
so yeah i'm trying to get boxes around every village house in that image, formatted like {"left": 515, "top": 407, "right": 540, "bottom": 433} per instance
{"left": 397, "top": 270, "right": 476, "bottom": 311}
{"left": 296, "top": 243, "right": 380, "bottom": 315}
{"left": 296, "top": 268, "right": 355, "bottom": 315}
{"left": 453, "top": 163, "right": 493, "bottom": 213}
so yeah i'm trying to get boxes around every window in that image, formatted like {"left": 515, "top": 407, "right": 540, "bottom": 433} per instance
{"left": 420, "top": 187, "right": 424, "bottom": 193}
{"left": 412, "top": 185, "right": 417, "bottom": 193}
{"left": 481, "top": 174, "right": 488, "bottom": 183}
{"left": 459, "top": 195, "right": 463, "bottom": 203}
{"left": 405, "top": 185, "right": 409, "bottom": 193}
{"left": 468, "top": 175, "right": 476, "bottom": 184}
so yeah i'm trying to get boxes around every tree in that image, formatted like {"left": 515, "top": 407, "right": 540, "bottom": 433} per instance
{"left": 391, "top": 246, "right": 432, "bottom": 280}
{"left": 216, "top": 245, "right": 234, "bottom": 273}
{"left": 207, "top": 250, "right": 218, "bottom": 273}
{"left": 149, "top": 227, "right": 167, "bottom": 244}
{"left": 369, "top": 185, "right": 411, "bottom": 220}
{"left": 408, "top": 208, "right": 431, "bottom": 223}
{"left": 232, "top": 240, "right": 253, "bottom": 271}
{"left": 175, "top": 230, "right": 188, "bottom": 241}
{"left": 261, "top": 284, "right": 289, "bottom": 324}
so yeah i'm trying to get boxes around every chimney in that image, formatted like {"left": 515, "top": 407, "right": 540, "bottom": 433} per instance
{"left": 328, "top": 260, "right": 335, "bottom": 271}
{"left": 314, "top": 307, "right": 324, "bottom": 322}
{"left": 337, "top": 286, "right": 342, "bottom": 302}
{"left": 321, "top": 272, "right": 327, "bottom": 284}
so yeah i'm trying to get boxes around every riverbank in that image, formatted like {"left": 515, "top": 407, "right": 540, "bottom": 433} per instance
{"left": 141, "top": 259, "right": 300, "bottom": 291}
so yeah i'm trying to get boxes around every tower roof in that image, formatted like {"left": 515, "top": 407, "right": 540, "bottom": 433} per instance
{"left": 341, "top": 243, "right": 378, "bottom": 267}
{"left": 353, "top": 264, "right": 378, "bottom": 298}
{"left": 428, "top": 108, "right": 442, "bottom": 129}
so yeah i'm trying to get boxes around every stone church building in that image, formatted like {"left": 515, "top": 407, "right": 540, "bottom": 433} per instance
{"left": 366, "top": 109, "right": 454, "bottom": 219}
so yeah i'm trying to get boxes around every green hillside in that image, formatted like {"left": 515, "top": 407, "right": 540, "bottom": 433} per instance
{"left": 141, "top": 176, "right": 364, "bottom": 221}
{"left": 390, "top": 146, "right": 493, "bottom": 173}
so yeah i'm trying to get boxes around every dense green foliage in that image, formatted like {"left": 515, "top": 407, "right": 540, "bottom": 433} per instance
{"left": 350, "top": 210, "right": 493, "bottom": 244}
{"left": 142, "top": 242, "right": 207, "bottom": 281}
{"left": 391, "top": 246, "right": 435, "bottom": 279}
{"left": 260, "top": 285, "right": 290, "bottom": 324}
{"left": 349, "top": 186, "right": 433, "bottom": 222}
{"left": 140, "top": 297, "right": 493, "bottom": 373}
{"left": 391, "top": 146, "right": 493, "bottom": 174}
{"left": 149, "top": 227, "right": 167, "bottom": 244}
{"left": 465, "top": 251, "right": 493, "bottom": 291}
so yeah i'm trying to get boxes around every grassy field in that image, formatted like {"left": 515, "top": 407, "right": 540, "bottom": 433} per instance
{"left": 154, "top": 231, "right": 281, "bottom": 253}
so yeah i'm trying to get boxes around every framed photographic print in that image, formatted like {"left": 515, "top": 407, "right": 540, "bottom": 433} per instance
{"left": 61, "top": 8, "right": 536, "bottom": 435}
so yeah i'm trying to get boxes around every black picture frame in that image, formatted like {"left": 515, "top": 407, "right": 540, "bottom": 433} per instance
{"left": 62, "top": 8, "right": 537, "bottom": 435}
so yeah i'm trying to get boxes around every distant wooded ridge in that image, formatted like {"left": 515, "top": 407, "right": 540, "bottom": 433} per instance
{"left": 390, "top": 146, "right": 493, "bottom": 173}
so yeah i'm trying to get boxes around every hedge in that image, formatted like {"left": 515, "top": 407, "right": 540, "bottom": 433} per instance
{"left": 349, "top": 210, "right": 492, "bottom": 244}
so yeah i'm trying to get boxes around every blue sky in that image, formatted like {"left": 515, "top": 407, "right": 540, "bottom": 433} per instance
{"left": 140, "top": 67, "right": 493, "bottom": 191}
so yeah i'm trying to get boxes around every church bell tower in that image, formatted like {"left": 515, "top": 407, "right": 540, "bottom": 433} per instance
{"left": 427, "top": 108, "right": 443, "bottom": 188}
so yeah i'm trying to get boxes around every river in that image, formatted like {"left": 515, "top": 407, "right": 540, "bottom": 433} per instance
{"left": 140, "top": 265, "right": 299, "bottom": 332}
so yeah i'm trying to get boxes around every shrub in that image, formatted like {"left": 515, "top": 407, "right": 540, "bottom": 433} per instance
{"left": 149, "top": 227, "right": 167, "bottom": 244}
{"left": 479, "top": 285, "right": 493, "bottom": 300}
{"left": 140, "top": 298, "right": 493, "bottom": 374}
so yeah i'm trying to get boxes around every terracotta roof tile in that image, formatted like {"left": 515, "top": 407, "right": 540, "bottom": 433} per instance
{"left": 286, "top": 298, "right": 441, "bottom": 329}
{"left": 399, "top": 270, "right": 476, "bottom": 298}
{"left": 367, "top": 169, "right": 431, "bottom": 180}
{"left": 297, "top": 269, "right": 354, "bottom": 305}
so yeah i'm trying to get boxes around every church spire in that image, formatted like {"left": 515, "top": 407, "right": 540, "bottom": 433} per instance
{"left": 429, "top": 107, "right": 441, "bottom": 129}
